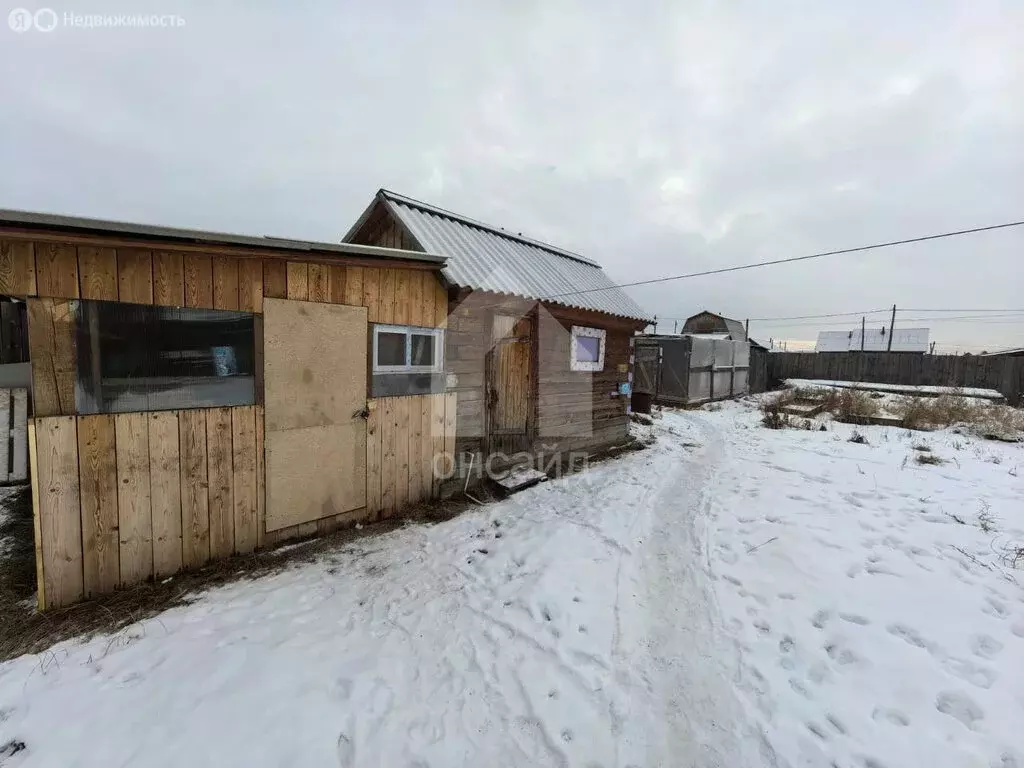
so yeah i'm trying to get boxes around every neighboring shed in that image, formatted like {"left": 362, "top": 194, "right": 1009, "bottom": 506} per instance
{"left": 0, "top": 209, "right": 457, "bottom": 608}
{"left": 681, "top": 311, "right": 747, "bottom": 342}
{"left": 344, "top": 190, "right": 651, "bottom": 489}
{"left": 816, "top": 327, "right": 930, "bottom": 353}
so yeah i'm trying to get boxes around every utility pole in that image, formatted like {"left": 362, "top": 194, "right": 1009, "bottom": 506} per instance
{"left": 745, "top": 318, "right": 750, "bottom": 338}
{"left": 886, "top": 304, "right": 896, "bottom": 351}
{"left": 673, "top": 320, "right": 678, "bottom": 334}
{"left": 861, "top": 316, "right": 866, "bottom": 352}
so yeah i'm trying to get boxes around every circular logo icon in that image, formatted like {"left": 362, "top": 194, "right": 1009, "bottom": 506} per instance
{"left": 34, "top": 8, "right": 58, "bottom": 32}
{"left": 8, "top": 8, "right": 33, "bottom": 32}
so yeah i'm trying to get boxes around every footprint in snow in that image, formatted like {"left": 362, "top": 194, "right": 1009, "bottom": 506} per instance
{"left": 0, "top": 740, "right": 26, "bottom": 762}
{"left": 872, "top": 707, "right": 910, "bottom": 727}
{"left": 839, "top": 613, "right": 871, "bottom": 626}
{"left": 935, "top": 690, "right": 985, "bottom": 731}
{"left": 886, "top": 623, "right": 931, "bottom": 651}
{"left": 970, "top": 634, "right": 1004, "bottom": 659}
{"left": 811, "top": 610, "right": 831, "bottom": 629}
{"left": 1012, "top": 623, "right": 1024, "bottom": 639}
{"left": 753, "top": 619, "right": 771, "bottom": 636}
{"left": 944, "top": 657, "right": 999, "bottom": 690}
{"left": 982, "top": 596, "right": 1009, "bottom": 619}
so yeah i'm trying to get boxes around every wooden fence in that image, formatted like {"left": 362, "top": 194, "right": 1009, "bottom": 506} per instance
{"left": 768, "top": 352, "right": 1023, "bottom": 405}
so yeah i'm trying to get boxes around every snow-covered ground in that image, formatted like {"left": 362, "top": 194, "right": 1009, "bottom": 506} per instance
{"left": 0, "top": 415, "right": 763, "bottom": 768}
{"left": 0, "top": 403, "right": 1021, "bottom": 767}
{"left": 703, "top": 399, "right": 1024, "bottom": 768}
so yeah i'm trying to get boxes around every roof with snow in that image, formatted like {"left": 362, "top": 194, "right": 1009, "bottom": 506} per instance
{"left": 343, "top": 189, "right": 652, "bottom": 323}
{"left": 816, "top": 327, "right": 930, "bottom": 353}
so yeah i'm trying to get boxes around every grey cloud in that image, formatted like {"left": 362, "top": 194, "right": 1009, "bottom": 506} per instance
{"left": 1, "top": 0, "right": 1021, "bottom": 352}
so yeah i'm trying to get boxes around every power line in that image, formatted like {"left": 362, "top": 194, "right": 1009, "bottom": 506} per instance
{"left": 543, "top": 219, "right": 1024, "bottom": 301}
{"left": 897, "top": 308, "right": 1024, "bottom": 313}
{"left": 655, "top": 308, "right": 891, "bottom": 323}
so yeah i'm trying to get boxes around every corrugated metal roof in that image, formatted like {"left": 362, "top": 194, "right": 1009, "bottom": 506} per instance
{"left": 0, "top": 208, "right": 446, "bottom": 264}
{"left": 350, "top": 190, "right": 651, "bottom": 322}
{"left": 816, "top": 327, "right": 930, "bottom": 353}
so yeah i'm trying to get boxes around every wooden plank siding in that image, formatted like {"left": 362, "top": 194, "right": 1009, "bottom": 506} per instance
{"left": 13, "top": 226, "right": 453, "bottom": 607}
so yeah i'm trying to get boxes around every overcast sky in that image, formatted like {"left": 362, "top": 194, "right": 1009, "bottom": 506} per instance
{"left": 2, "top": 1, "right": 1022, "bottom": 352}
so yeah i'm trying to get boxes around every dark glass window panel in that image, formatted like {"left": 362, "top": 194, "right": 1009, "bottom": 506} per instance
{"left": 410, "top": 333, "right": 436, "bottom": 367}
{"left": 377, "top": 332, "right": 407, "bottom": 367}
{"left": 575, "top": 335, "right": 601, "bottom": 363}
{"left": 74, "top": 300, "right": 255, "bottom": 414}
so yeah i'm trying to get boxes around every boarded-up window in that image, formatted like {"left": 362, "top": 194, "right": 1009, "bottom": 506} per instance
{"left": 73, "top": 299, "right": 256, "bottom": 414}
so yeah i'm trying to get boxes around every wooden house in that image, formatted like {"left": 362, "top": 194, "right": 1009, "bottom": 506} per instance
{"left": 0, "top": 209, "right": 457, "bottom": 609}
{"left": 344, "top": 190, "right": 652, "bottom": 489}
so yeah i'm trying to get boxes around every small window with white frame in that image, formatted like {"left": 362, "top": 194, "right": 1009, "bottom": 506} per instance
{"left": 570, "top": 325, "right": 605, "bottom": 372}
{"left": 372, "top": 324, "right": 444, "bottom": 373}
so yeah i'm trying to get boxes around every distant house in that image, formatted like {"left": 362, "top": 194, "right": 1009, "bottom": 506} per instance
{"left": 681, "top": 311, "right": 747, "bottom": 341}
{"left": 343, "top": 189, "right": 652, "bottom": 491}
{"left": 816, "top": 327, "right": 930, "bottom": 353}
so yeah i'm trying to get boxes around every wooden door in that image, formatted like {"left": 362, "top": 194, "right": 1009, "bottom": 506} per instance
{"left": 263, "top": 298, "right": 367, "bottom": 532}
{"left": 487, "top": 314, "right": 532, "bottom": 455}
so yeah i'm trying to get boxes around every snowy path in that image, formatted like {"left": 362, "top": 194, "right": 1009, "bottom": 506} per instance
{"left": 700, "top": 400, "right": 1024, "bottom": 768}
{"left": 0, "top": 413, "right": 761, "bottom": 768}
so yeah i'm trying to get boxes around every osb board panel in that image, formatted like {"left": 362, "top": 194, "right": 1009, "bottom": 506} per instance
{"left": 35, "top": 242, "right": 79, "bottom": 299}
{"left": 265, "top": 423, "right": 366, "bottom": 532}
{"left": 35, "top": 416, "right": 84, "bottom": 608}
{"left": 115, "top": 412, "right": 152, "bottom": 586}
{"left": 263, "top": 297, "right": 368, "bottom": 531}
{"left": 77, "top": 246, "right": 118, "bottom": 301}
{"left": 263, "top": 298, "right": 368, "bottom": 432}
{"left": 77, "top": 414, "right": 119, "bottom": 597}
{"left": 27, "top": 298, "right": 77, "bottom": 417}
{"left": 149, "top": 411, "right": 183, "bottom": 578}
{"left": 0, "top": 239, "right": 36, "bottom": 296}
{"left": 179, "top": 409, "right": 211, "bottom": 568}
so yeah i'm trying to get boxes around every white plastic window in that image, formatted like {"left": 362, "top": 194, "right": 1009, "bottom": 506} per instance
{"left": 372, "top": 325, "right": 444, "bottom": 373}
{"left": 570, "top": 325, "right": 606, "bottom": 372}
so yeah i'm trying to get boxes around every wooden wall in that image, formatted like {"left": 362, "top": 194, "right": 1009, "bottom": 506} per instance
{"left": 2, "top": 234, "right": 449, "bottom": 418}
{"left": 444, "top": 291, "right": 637, "bottom": 490}
{"left": 768, "top": 352, "right": 1023, "bottom": 406}
{"left": 3, "top": 230, "right": 456, "bottom": 608}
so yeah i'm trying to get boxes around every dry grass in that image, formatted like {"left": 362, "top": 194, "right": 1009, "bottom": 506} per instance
{"left": 760, "top": 391, "right": 794, "bottom": 429}
{"left": 916, "top": 452, "right": 944, "bottom": 466}
{"left": 848, "top": 429, "right": 869, "bottom": 445}
{"left": 834, "top": 390, "right": 880, "bottom": 423}
{"left": 891, "top": 394, "right": 1024, "bottom": 440}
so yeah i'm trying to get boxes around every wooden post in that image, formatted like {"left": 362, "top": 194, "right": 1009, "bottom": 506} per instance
{"left": 745, "top": 318, "right": 750, "bottom": 338}
{"left": 886, "top": 305, "right": 896, "bottom": 352}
